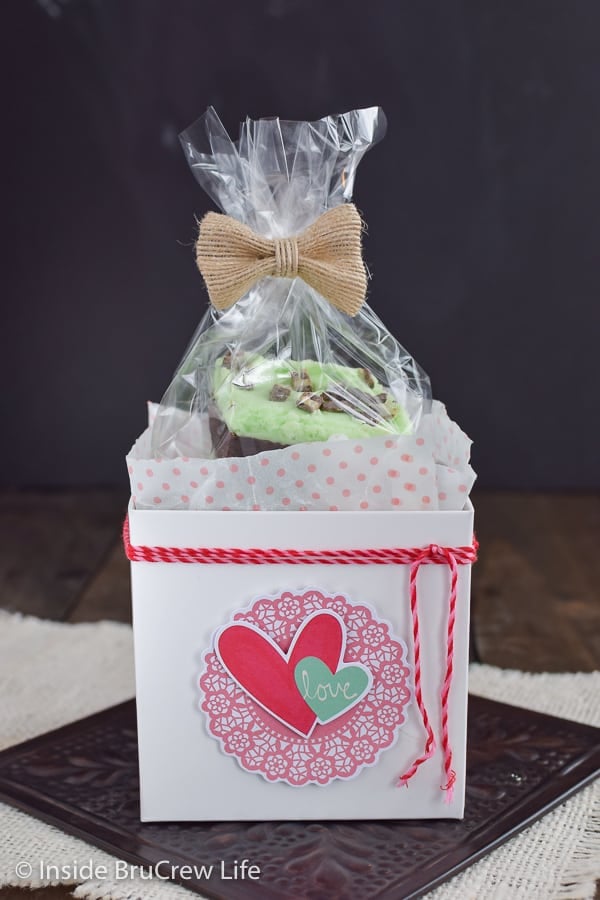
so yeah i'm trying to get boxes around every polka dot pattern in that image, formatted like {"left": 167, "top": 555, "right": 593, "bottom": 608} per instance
{"left": 128, "top": 400, "right": 475, "bottom": 511}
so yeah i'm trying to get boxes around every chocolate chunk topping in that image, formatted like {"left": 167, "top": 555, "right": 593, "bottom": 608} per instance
{"left": 374, "top": 392, "right": 393, "bottom": 419}
{"left": 291, "top": 370, "right": 313, "bottom": 392}
{"left": 320, "top": 392, "right": 345, "bottom": 412}
{"left": 222, "top": 351, "right": 232, "bottom": 369}
{"left": 320, "top": 386, "right": 393, "bottom": 424}
{"left": 359, "top": 367, "right": 376, "bottom": 388}
{"left": 374, "top": 402, "right": 393, "bottom": 420}
{"left": 296, "top": 392, "right": 323, "bottom": 413}
{"left": 269, "top": 384, "right": 291, "bottom": 402}
{"left": 345, "top": 389, "right": 379, "bottom": 417}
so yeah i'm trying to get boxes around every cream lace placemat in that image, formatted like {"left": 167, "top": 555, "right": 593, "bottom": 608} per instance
{"left": 0, "top": 611, "right": 597, "bottom": 900}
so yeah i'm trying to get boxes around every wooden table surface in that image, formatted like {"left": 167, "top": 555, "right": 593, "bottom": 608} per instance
{"left": 0, "top": 488, "right": 599, "bottom": 900}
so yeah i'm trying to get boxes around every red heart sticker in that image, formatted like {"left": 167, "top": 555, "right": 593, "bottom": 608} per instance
{"left": 215, "top": 611, "right": 344, "bottom": 737}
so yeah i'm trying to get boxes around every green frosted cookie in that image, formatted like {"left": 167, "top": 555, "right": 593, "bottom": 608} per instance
{"left": 210, "top": 353, "right": 411, "bottom": 451}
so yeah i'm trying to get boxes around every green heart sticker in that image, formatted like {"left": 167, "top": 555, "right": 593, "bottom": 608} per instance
{"left": 294, "top": 656, "right": 371, "bottom": 724}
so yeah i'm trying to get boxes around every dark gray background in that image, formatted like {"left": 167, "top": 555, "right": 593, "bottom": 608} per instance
{"left": 3, "top": 0, "right": 599, "bottom": 488}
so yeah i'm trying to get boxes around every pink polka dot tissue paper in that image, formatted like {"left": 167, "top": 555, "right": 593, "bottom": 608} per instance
{"left": 126, "top": 399, "right": 475, "bottom": 511}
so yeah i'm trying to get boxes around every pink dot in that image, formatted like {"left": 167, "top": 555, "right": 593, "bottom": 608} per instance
{"left": 416, "top": 438, "right": 425, "bottom": 446}
{"left": 401, "top": 454, "right": 413, "bottom": 463}
{"left": 404, "top": 482, "right": 416, "bottom": 492}
{"left": 127, "top": 465, "right": 133, "bottom": 474}
{"left": 312, "top": 492, "right": 320, "bottom": 500}
{"left": 172, "top": 467, "right": 181, "bottom": 476}
{"left": 322, "top": 447, "right": 332, "bottom": 457}
{"left": 370, "top": 456, "right": 379, "bottom": 465}
{"left": 229, "top": 464, "right": 238, "bottom": 473}
{"left": 295, "top": 479, "right": 304, "bottom": 488}
{"left": 308, "top": 464, "right": 316, "bottom": 473}
{"left": 373, "top": 485, "right": 382, "bottom": 493}
{"left": 339, "top": 461, "right": 348, "bottom": 470}
{"left": 162, "top": 482, "right": 170, "bottom": 491}
{"left": 388, "top": 469, "right": 399, "bottom": 478}
{"left": 153, "top": 497, "right": 162, "bottom": 505}
{"left": 282, "top": 497, "right": 291, "bottom": 506}
{"left": 200, "top": 466, "right": 209, "bottom": 475}
{"left": 419, "top": 467, "right": 428, "bottom": 475}
{"left": 235, "top": 492, "right": 244, "bottom": 501}
{"left": 182, "top": 456, "right": 190, "bottom": 462}
{"left": 222, "top": 506, "right": 231, "bottom": 511}
{"left": 329, "top": 505, "right": 339, "bottom": 511}
{"left": 354, "top": 445, "right": 363, "bottom": 454}
{"left": 146, "top": 468, "right": 154, "bottom": 477}
{"left": 181, "top": 494, "right": 189, "bottom": 503}
{"left": 252, "top": 504, "right": 261, "bottom": 510}
{"left": 205, "top": 495, "right": 214, "bottom": 504}
{"left": 247, "top": 476, "right": 256, "bottom": 485}
{"left": 137, "top": 482, "right": 144, "bottom": 491}
{"left": 326, "top": 476, "right": 335, "bottom": 485}
{"left": 277, "top": 468, "right": 286, "bottom": 477}
{"left": 392, "top": 497, "right": 402, "bottom": 506}
{"left": 459, "top": 484, "right": 468, "bottom": 492}
{"left": 422, "top": 496, "right": 431, "bottom": 504}
{"left": 266, "top": 486, "right": 274, "bottom": 495}
{"left": 299, "top": 506, "right": 307, "bottom": 511}
{"left": 385, "top": 439, "right": 394, "bottom": 448}
{"left": 454, "top": 457, "right": 460, "bottom": 466}
{"left": 260, "top": 458, "right": 270, "bottom": 466}
{"left": 291, "top": 451, "right": 300, "bottom": 460}
{"left": 360, "top": 501, "right": 369, "bottom": 509}
{"left": 357, "top": 473, "right": 366, "bottom": 482}
{"left": 216, "top": 480, "right": 225, "bottom": 489}
{"left": 438, "top": 491, "right": 447, "bottom": 501}
{"left": 342, "top": 489, "right": 351, "bottom": 497}
{"left": 190, "top": 480, "right": 198, "bottom": 489}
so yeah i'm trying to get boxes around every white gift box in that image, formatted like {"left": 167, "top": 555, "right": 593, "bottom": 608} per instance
{"left": 128, "top": 499, "right": 474, "bottom": 822}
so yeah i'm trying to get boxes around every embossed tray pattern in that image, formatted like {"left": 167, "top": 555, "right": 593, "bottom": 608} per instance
{"left": 0, "top": 696, "right": 598, "bottom": 900}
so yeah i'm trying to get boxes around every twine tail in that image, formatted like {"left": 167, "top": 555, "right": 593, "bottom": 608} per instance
{"left": 440, "top": 548, "right": 459, "bottom": 805}
{"left": 397, "top": 546, "right": 460, "bottom": 805}
{"left": 396, "top": 556, "right": 436, "bottom": 787}
{"left": 442, "top": 772, "right": 456, "bottom": 806}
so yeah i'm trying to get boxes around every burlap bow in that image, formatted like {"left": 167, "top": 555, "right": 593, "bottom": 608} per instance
{"left": 195, "top": 203, "right": 367, "bottom": 317}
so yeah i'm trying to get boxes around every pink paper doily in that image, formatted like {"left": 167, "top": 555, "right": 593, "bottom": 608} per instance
{"left": 199, "top": 589, "right": 411, "bottom": 786}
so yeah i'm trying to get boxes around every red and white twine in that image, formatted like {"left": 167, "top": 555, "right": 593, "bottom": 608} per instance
{"left": 123, "top": 517, "right": 477, "bottom": 801}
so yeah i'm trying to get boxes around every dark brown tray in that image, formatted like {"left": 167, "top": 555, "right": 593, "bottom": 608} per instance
{"left": 0, "top": 695, "right": 598, "bottom": 900}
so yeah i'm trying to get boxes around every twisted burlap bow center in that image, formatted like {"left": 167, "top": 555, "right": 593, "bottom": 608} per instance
{"left": 196, "top": 203, "right": 367, "bottom": 317}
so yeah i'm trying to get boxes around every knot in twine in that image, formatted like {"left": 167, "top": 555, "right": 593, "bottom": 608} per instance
{"left": 196, "top": 203, "right": 367, "bottom": 317}
{"left": 273, "top": 237, "right": 299, "bottom": 279}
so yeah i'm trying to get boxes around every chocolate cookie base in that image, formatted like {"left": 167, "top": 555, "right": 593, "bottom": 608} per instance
{"left": 209, "top": 415, "right": 287, "bottom": 459}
